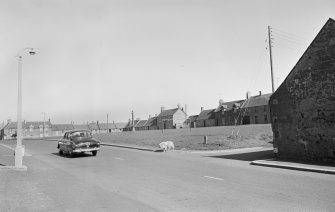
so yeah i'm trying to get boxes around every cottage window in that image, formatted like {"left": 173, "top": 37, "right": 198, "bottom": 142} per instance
{"left": 255, "top": 116, "right": 258, "bottom": 124}
{"left": 264, "top": 106, "right": 267, "bottom": 112}
{"left": 264, "top": 115, "right": 268, "bottom": 122}
{"left": 255, "top": 107, "right": 257, "bottom": 113}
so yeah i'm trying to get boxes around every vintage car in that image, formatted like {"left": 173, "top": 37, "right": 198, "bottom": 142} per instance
{"left": 57, "top": 130, "right": 100, "bottom": 157}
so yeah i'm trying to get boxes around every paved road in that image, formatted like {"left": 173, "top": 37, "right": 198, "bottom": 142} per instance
{"left": 1, "top": 139, "right": 335, "bottom": 212}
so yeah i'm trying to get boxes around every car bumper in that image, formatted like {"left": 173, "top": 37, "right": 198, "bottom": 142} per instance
{"left": 72, "top": 147, "right": 100, "bottom": 153}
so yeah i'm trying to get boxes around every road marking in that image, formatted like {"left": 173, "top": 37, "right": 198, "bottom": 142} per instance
{"left": 0, "top": 143, "right": 32, "bottom": 156}
{"left": 114, "top": 157, "right": 124, "bottom": 160}
{"left": 204, "top": 176, "right": 224, "bottom": 181}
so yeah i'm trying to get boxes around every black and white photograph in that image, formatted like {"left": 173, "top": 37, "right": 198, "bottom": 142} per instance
{"left": 0, "top": 0, "right": 335, "bottom": 211}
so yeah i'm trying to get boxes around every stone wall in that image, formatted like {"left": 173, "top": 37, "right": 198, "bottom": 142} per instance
{"left": 270, "top": 18, "right": 335, "bottom": 162}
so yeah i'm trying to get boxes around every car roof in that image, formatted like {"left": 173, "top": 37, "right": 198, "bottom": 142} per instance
{"left": 65, "top": 129, "right": 91, "bottom": 133}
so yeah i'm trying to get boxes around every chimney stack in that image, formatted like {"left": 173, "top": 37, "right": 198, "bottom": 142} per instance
{"left": 201, "top": 107, "right": 204, "bottom": 112}
{"left": 259, "top": 91, "right": 262, "bottom": 96}
{"left": 161, "top": 106, "right": 165, "bottom": 112}
{"left": 246, "top": 91, "right": 251, "bottom": 99}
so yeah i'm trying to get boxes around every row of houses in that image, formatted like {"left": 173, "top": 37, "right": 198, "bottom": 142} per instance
{"left": 123, "top": 92, "right": 272, "bottom": 132}
{"left": 0, "top": 92, "right": 271, "bottom": 139}
{"left": 0, "top": 120, "right": 127, "bottom": 140}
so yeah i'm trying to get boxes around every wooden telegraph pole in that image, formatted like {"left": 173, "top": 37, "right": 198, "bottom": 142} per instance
{"left": 107, "top": 113, "right": 109, "bottom": 133}
{"left": 131, "top": 110, "right": 135, "bottom": 132}
{"left": 268, "top": 26, "right": 275, "bottom": 93}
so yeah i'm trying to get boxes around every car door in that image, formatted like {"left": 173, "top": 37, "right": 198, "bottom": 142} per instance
{"left": 64, "top": 132, "right": 73, "bottom": 152}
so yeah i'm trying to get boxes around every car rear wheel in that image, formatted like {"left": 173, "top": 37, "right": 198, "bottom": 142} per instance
{"left": 92, "top": 151, "right": 97, "bottom": 156}
{"left": 59, "top": 150, "right": 63, "bottom": 155}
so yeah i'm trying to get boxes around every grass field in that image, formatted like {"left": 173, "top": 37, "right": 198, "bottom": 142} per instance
{"left": 94, "top": 124, "right": 273, "bottom": 151}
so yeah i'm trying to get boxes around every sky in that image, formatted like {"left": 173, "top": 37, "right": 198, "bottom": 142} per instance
{"left": 0, "top": 0, "right": 334, "bottom": 124}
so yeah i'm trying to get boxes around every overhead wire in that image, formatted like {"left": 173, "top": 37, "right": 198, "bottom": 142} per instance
{"left": 230, "top": 36, "right": 268, "bottom": 136}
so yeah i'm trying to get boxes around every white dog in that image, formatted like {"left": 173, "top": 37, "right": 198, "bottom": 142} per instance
{"left": 159, "top": 141, "right": 175, "bottom": 152}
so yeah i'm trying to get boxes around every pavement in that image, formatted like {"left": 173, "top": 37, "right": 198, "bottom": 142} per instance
{"left": 251, "top": 159, "right": 335, "bottom": 175}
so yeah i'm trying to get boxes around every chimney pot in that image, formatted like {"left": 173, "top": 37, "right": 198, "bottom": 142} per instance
{"left": 201, "top": 107, "right": 203, "bottom": 112}
{"left": 259, "top": 91, "right": 262, "bottom": 96}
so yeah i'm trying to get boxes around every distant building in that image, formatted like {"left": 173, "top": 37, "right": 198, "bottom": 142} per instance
{"left": 52, "top": 124, "right": 74, "bottom": 136}
{"left": 123, "top": 119, "right": 141, "bottom": 131}
{"left": 185, "top": 115, "right": 198, "bottom": 128}
{"left": 214, "top": 99, "right": 244, "bottom": 126}
{"left": 195, "top": 108, "right": 216, "bottom": 128}
{"left": 3, "top": 119, "right": 52, "bottom": 138}
{"left": 135, "top": 120, "right": 148, "bottom": 131}
{"left": 73, "top": 124, "right": 90, "bottom": 131}
{"left": 143, "top": 116, "right": 158, "bottom": 130}
{"left": 157, "top": 105, "right": 187, "bottom": 129}
{"left": 239, "top": 92, "right": 271, "bottom": 125}
{"left": 270, "top": 18, "right": 335, "bottom": 162}
{"left": 88, "top": 122, "right": 100, "bottom": 134}
{"left": 99, "top": 122, "right": 127, "bottom": 133}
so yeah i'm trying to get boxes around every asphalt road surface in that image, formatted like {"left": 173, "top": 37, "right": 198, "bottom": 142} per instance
{"left": 1, "top": 139, "right": 335, "bottom": 212}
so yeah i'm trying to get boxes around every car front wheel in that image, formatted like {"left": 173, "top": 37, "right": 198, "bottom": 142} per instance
{"left": 59, "top": 150, "right": 63, "bottom": 155}
{"left": 92, "top": 151, "right": 97, "bottom": 156}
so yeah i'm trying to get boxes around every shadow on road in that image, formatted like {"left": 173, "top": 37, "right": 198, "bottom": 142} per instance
{"left": 51, "top": 152, "right": 94, "bottom": 158}
{"left": 206, "top": 150, "right": 275, "bottom": 161}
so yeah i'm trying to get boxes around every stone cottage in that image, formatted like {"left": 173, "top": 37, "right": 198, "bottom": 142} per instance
{"left": 269, "top": 18, "right": 335, "bottom": 162}
{"left": 195, "top": 108, "right": 216, "bottom": 128}
{"left": 157, "top": 105, "right": 187, "bottom": 129}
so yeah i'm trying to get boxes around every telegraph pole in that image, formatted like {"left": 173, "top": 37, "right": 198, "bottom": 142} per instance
{"left": 131, "top": 110, "right": 135, "bottom": 132}
{"left": 268, "top": 26, "right": 275, "bottom": 93}
{"left": 107, "top": 113, "right": 109, "bottom": 133}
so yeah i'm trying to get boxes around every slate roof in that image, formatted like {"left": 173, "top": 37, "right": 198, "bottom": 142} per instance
{"left": 241, "top": 93, "right": 271, "bottom": 108}
{"left": 112, "top": 122, "right": 127, "bottom": 129}
{"left": 88, "top": 123, "right": 99, "bottom": 130}
{"left": 124, "top": 119, "right": 141, "bottom": 128}
{"left": 4, "top": 121, "right": 52, "bottom": 129}
{"left": 144, "top": 117, "right": 157, "bottom": 127}
{"left": 73, "top": 124, "right": 90, "bottom": 130}
{"left": 98, "top": 123, "right": 109, "bottom": 130}
{"left": 188, "top": 115, "right": 198, "bottom": 122}
{"left": 158, "top": 108, "right": 179, "bottom": 117}
{"left": 135, "top": 120, "right": 147, "bottom": 128}
{"left": 196, "top": 109, "right": 216, "bottom": 120}
{"left": 52, "top": 124, "right": 74, "bottom": 131}
{"left": 214, "top": 99, "right": 245, "bottom": 112}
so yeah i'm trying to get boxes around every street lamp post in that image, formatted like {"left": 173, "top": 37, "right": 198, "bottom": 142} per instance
{"left": 15, "top": 47, "right": 35, "bottom": 168}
